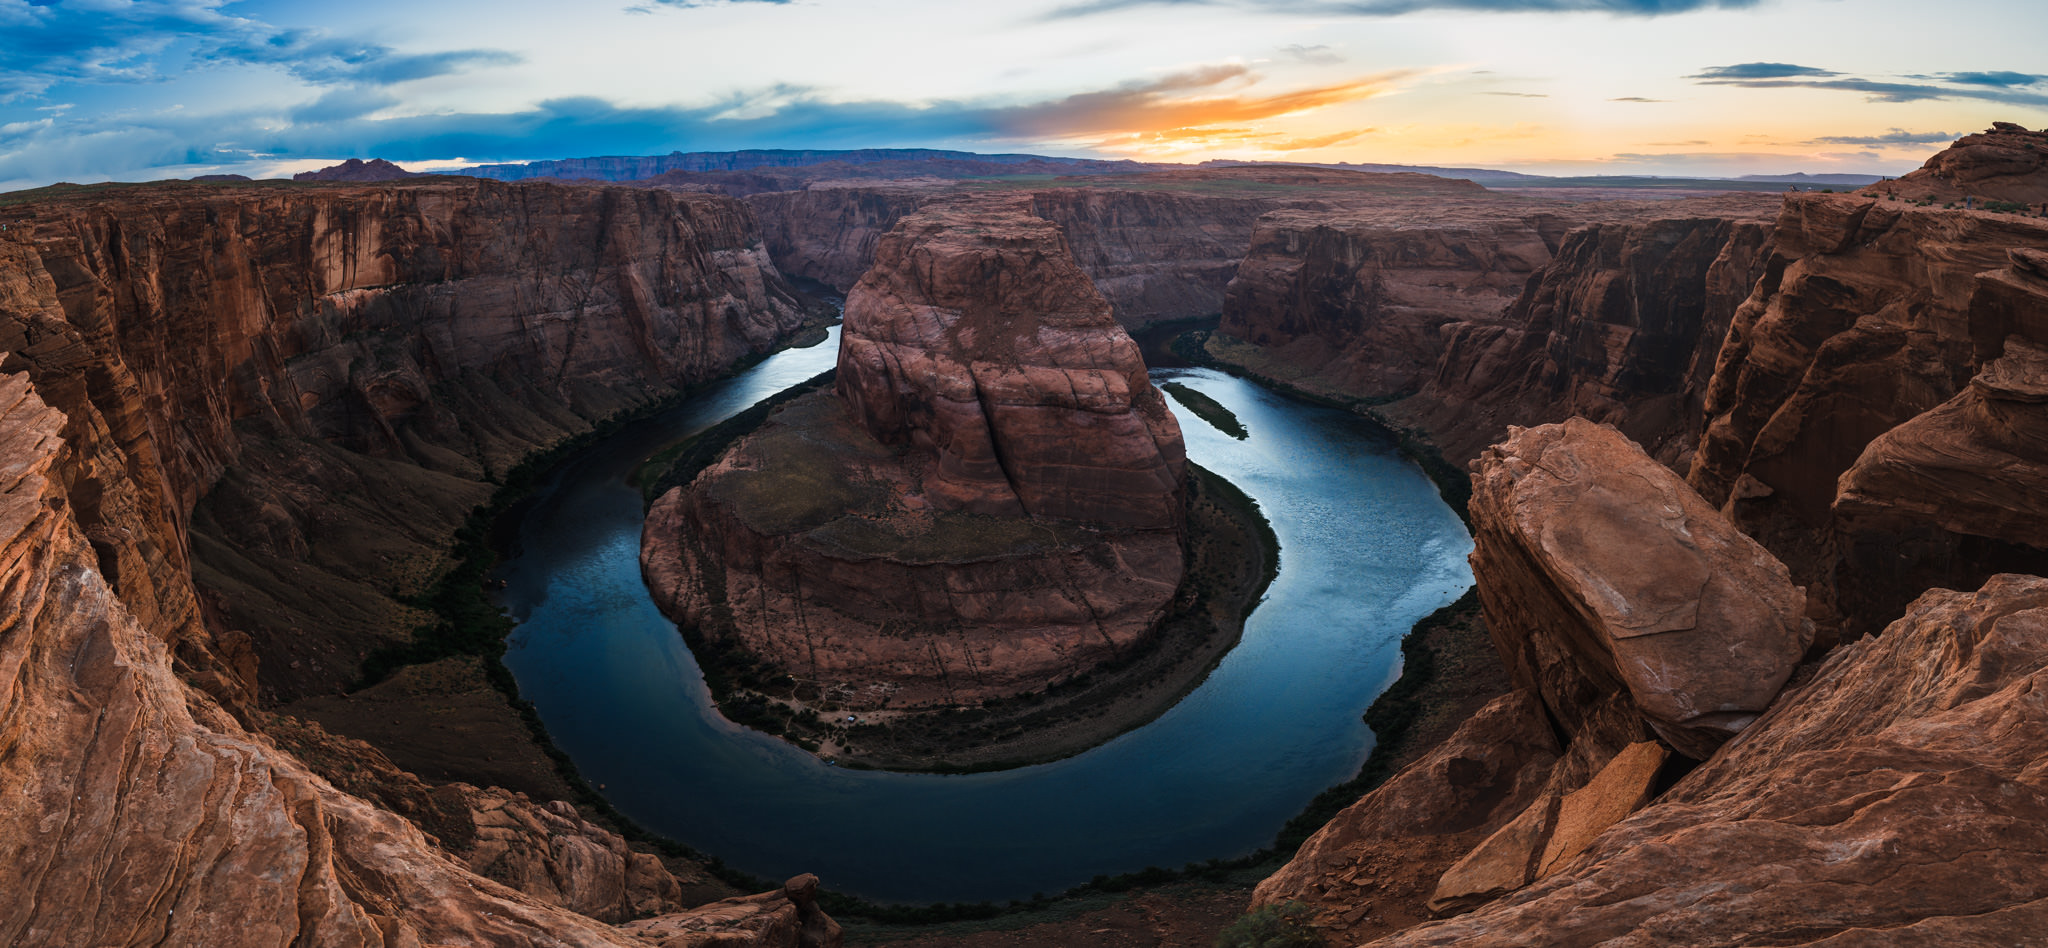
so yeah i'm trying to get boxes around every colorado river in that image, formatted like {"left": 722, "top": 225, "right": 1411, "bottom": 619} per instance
{"left": 496, "top": 327, "right": 1474, "bottom": 904}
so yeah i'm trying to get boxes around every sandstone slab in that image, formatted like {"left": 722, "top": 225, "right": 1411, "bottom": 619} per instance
{"left": 1470, "top": 418, "right": 1811, "bottom": 759}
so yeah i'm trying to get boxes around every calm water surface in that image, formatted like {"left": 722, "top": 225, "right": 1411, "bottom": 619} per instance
{"left": 498, "top": 327, "right": 1473, "bottom": 903}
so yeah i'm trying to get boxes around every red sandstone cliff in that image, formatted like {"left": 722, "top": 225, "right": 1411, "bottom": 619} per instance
{"left": 0, "top": 370, "right": 838, "bottom": 947}
{"left": 0, "top": 178, "right": 814, "bottom": 704}
{"left": 1386, "top": 209, "right": 1776, "bottom": 467}
{"left": 747, "top": 168, "right": 1477, "bottom": 329}
{"left": 643, "top": 198, "right": 1187, "bottom": 708}
{"left": 1690, "top": 192, "right": 2048, "bottom": 636}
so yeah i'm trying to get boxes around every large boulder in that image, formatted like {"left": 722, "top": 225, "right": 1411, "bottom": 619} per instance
{"left": 1469, "top": 418, "right": 1811, "bottom": 760}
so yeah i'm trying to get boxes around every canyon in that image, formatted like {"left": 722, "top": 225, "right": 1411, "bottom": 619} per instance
{"left": 4, "top": 123, "right": 2048, "bottom": 947}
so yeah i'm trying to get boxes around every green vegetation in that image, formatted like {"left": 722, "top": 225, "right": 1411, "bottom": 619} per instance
{"left": 1216, "top": 902, "right": 1324, "bottom": 948}
{"left": 1164, "top": 381, "right": 1249, "bottom": 440}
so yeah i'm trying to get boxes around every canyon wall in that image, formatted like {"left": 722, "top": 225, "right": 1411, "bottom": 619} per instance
{"left": 1254, "top": 131, "right": 2048, "bottom": 945}
{"left": 0, "top": 369, "right": 837, "bottom": 948}
{"left": 747, "top": 169, "right": 1479, "bottom": 329}
{"left": 1387, "top": 211, "right": 1775, "bottom": 467}
{"left": 0, "top": 179, "right": 813, "bottom": 703}
{"left": 1209, "top": 194, "right": 1781, "bottom": 466}
{"left": 644, "top": 197, "right": 1187, "bottom": 708}
{"left": 1690, "top": 193, "right": 2048, "bottom": 636}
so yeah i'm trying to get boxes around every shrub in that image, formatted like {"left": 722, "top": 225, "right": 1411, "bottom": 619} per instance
{"left": 1217, "top": 901, "right": 1325, "bottom": 948}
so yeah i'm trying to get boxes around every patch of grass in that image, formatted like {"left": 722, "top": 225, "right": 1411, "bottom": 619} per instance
{"left": 1164, "top": 381, "right": 1249, "bottom": 440}
{"left": 1216, "top": 901, "right": 1323, "bottom": 948}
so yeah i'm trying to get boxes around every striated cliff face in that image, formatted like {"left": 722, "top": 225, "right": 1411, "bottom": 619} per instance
{"left": 747, "top": 168, "right": 1472, "bottom": 329}
{"left": 1690, "top": 193, "right": 2048, "bottom": 636}
{"left": 0, "top": 370, "right": 836, "bottom": 948}
{"left": 0, "top": 179, "right": 813, "bottom": 703}
{"left": 1212, "top": 203, "right": 1567, "bottom": 402}
{"left": 834, "top": 198, "right": 1186, "bottom": 526}
{"left": 644, "top": 198, "right": 1187, "bottom": 708}
{"left": 1388, "top": 210, "right": 1775, "bottom": 467}
{"left": 1211, "top": 194, "right": 1782, "bottom": 465}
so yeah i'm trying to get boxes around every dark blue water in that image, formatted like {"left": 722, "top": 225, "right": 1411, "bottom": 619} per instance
{"left": 497, "top": 327, "right": 1473, "bottom": 904}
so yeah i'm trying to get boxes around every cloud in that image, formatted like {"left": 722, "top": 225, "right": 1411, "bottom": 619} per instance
{"left": 626, "top": 0, "right": 793, "bottom": 12}
{"left": 0, "top": 1, "right": 520, "bottom": 102}
{"left": 1937, "top": 71, "right": 2046, "bottom": 88}
{"left": 1043, "top": 0, "right": 1760, "bottom": 18}
{"left": 1687, "top": 62, "right": 1837, "bottom": 80}
{"left": 1280, "top": 44, "right": 1346, "bottom": 65}
{"left": 0, "top": 67, "right": 1412, "bottom": 188}
{"left": 1610, "top": 96, "right": 1667, "bottom": 102}
{"left": 990, "top": 64, "right": 1409, "bottom": 139}
{"left": 1806, "top": 128, "right": 1957, "bottom": 146}
{"left": 1690, "top": 63, "right": 2048, "bottom": 107}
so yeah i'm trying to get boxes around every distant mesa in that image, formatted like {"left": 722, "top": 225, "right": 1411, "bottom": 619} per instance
{"left": 293, "top": 158, "right": 424, "bottom": 182}
{"left": 188, "top": 173, "right": 252, "bottom": 182}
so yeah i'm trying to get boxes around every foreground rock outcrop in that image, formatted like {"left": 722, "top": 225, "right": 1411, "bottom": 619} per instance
{"left": 645, "top": 198, "right": 1187, "bottom": 709}
{"left": 0, "top": 370, "right": 837, "bottom": 947}
{"left": 1369, "top": 573, "right": 2048, "bottom": 947}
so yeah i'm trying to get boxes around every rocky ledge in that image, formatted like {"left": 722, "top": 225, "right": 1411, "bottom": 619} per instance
{"left": 643, "top": 198, "right": 1189, "bottom": 717}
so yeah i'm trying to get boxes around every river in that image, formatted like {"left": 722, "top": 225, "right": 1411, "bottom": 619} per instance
{"left": 496, "top": 326, "right": 1474, "bottom": 904}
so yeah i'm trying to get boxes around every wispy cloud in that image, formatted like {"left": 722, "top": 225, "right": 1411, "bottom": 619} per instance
{"left": 1688, "top": 62, "right": 1837, "bottom": 80}
{"left": 1279, "top": 44, "right": 1347, "bottom": 65}
{"left": 1690, "top": 62, "right": 2048, "bottom": 106}
{"left": 1044, "top": 0, "right": 1760, "bottom": 19}
{"left": 626, "top": 0, "right": 794, "bottom": 13}
{"left": 1930, "top": 71, "right": 2045, "bottom": 88}
{"left": 0, "top": 67, "right": 1411, "bottom": 188}
{"left": 0, "top": 1, "right": 519, "bottom": 102}
{"left": 1805, "top": 128, "right": 1957, "bottom": 146}
{"left": 1610, "top": 96, "right": 1668, "bottom": 102}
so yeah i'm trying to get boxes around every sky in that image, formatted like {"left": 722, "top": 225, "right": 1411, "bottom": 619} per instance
{"left": 2, "top": 0, "right": 2046, "bottom": 191}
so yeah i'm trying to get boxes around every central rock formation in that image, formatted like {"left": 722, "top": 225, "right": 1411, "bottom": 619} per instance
{"left": 645, "top": 198, "right": 1187, "bottom": 709}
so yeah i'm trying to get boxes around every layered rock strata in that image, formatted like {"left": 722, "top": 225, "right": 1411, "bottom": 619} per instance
{"left": 1368, "top": 573, "right": 2048, "bottom": 947}
{"left": 645, "top": 198, "right": 1187, "bottom": 708}
{"left": 0, "top": 179, "right": 812, "bottom": 703}
{"left": 1388, "top": 210, "right": 1776, "bottom": 468}
{"left": 747, "top": 168, "right": 1488, "bottom": 328}
{"left": 1690, "top": 192, "right": 2048, "bottom": 635}
{"left": 0, "top": 370, "right": 835, "bottom": 948}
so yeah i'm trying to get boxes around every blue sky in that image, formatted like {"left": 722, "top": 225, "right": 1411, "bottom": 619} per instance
{"left": 2, "top": 0, "right": 2045, "bottom": 190}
